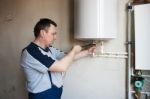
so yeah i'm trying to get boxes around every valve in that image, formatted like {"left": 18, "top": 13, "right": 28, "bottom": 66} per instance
{"left": 132, "top": 70, "right": 145, "bottom": 99}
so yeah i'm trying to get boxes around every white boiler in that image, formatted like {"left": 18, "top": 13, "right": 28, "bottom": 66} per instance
{"left": 134, "top": 4, "right": 150, "bottom": 70}
{"left": 74, "top": 0, "right": 118, "bottom": 40}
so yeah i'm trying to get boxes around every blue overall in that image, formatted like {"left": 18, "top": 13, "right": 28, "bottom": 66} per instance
{"left": 28, "top": 71, "right": 63, "bottom": 99}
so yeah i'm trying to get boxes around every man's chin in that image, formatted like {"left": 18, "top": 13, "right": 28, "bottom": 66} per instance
{"left": 48, "top": 41, "right": 55, "bottom": 46}
{"left": 48, "top": 43, "right": 53, "bottom": 47}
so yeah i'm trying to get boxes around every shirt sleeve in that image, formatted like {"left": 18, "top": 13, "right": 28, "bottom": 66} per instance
{"left": 20, "top": 50, "right": 49, "bottom": 73}
{"left": 26, "top": 45, "right": 55, "bottom": 69}
{"left": 49, "top": 47, "right": 66, "bottom": 60}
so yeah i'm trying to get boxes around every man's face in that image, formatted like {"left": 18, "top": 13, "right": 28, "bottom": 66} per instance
{"left": 44, "top": 25, "right": 57, "bottom": 46}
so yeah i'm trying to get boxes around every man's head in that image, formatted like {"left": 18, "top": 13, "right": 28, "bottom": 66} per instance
{"left": 34, "top": 18, "right": 57, "bottom": 46}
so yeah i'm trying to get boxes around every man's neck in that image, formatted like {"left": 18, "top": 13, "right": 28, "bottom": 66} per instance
{"left": 33, "top": 39, "right": 47, "bottom": 49}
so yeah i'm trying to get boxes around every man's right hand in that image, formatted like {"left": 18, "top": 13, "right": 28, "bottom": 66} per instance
{"left": 72, "top": 45, "right": 82, "bottom": 54}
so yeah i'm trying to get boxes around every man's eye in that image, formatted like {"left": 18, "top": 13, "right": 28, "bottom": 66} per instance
{"left": 52, "top": 33, "right": 56, "bottom": 35}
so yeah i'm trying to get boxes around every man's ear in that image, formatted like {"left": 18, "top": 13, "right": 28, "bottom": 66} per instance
{"left": 40, "top": 30, "right": 46, "bottom": 38}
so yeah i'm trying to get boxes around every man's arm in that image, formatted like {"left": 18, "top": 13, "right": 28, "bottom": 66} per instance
{"left": 48, "top": 45, "right": 82, "bottom": 72}
{"left": 74, "top": 45, "right": 96, "bottom": 60}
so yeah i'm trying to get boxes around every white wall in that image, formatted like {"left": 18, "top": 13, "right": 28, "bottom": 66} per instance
{"left": 62, "top": 0, "right": 128, "bottom": 98}
{"left": 0, "top": 0, "right": 131, "bottom": 99}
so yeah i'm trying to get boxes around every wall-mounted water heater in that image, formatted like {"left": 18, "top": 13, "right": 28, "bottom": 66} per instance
{"left": 74, "top": 0, "right": 118, "bottom": 40}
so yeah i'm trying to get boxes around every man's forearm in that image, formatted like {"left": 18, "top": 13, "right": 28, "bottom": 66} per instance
{"left": 74, "top": 50, "right": 89, "bottom": 60}
{"left": 49, "top": 48, "right": 77, "bottom": 72}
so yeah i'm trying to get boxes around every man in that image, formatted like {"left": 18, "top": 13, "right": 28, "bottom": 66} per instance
{"left": 20, "top": 18, "right": 96, "bottom": 99}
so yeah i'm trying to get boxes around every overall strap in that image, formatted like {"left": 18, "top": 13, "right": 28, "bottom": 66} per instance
{"left": 48, "top": 71, "right": 54, "bottom": 86}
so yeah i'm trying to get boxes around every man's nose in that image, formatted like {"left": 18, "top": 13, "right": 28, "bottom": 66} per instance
{"left": 54, "top": 35, "right": 57, "bottom": 40}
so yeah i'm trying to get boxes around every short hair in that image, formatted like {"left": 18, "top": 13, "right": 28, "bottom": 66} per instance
{"left": 34, "top": 18, "right": 57, "bottom": 37}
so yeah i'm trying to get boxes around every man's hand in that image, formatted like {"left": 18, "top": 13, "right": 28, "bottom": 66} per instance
{"left": 82, "top": 43, "right": 96, "bottom": 54}
{"left": 73, "top": 44, "right": 96, "bottom": 60}
{"left": 72, "top": 45, "right": 82, "bottom": 54}
{"left": 87, "top": 45, "right": 96, "bottom": 54}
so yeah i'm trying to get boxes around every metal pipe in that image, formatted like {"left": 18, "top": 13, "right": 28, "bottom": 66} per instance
{"left": 127, "top": 2, "right": 133, "bottom": 99}
{"left": 143, "top": 75, "right": 150, "bottom": 78}
{"left": 131, "top": 91, "right": 150, "bottom": 95}
{"left": 91, "top": 41, "right": 128, "bottom": 58}
{"left": 132, "top": 74, "right": 150, "bottom": 78}
{"left": 131, "top": 91, "right": 150, "bottom": 99}
{"left": 92, "top": 54, "right": 128, "bottom": 58}
{"left": 100, "top": 52, "right": 128, "bottom": 55}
